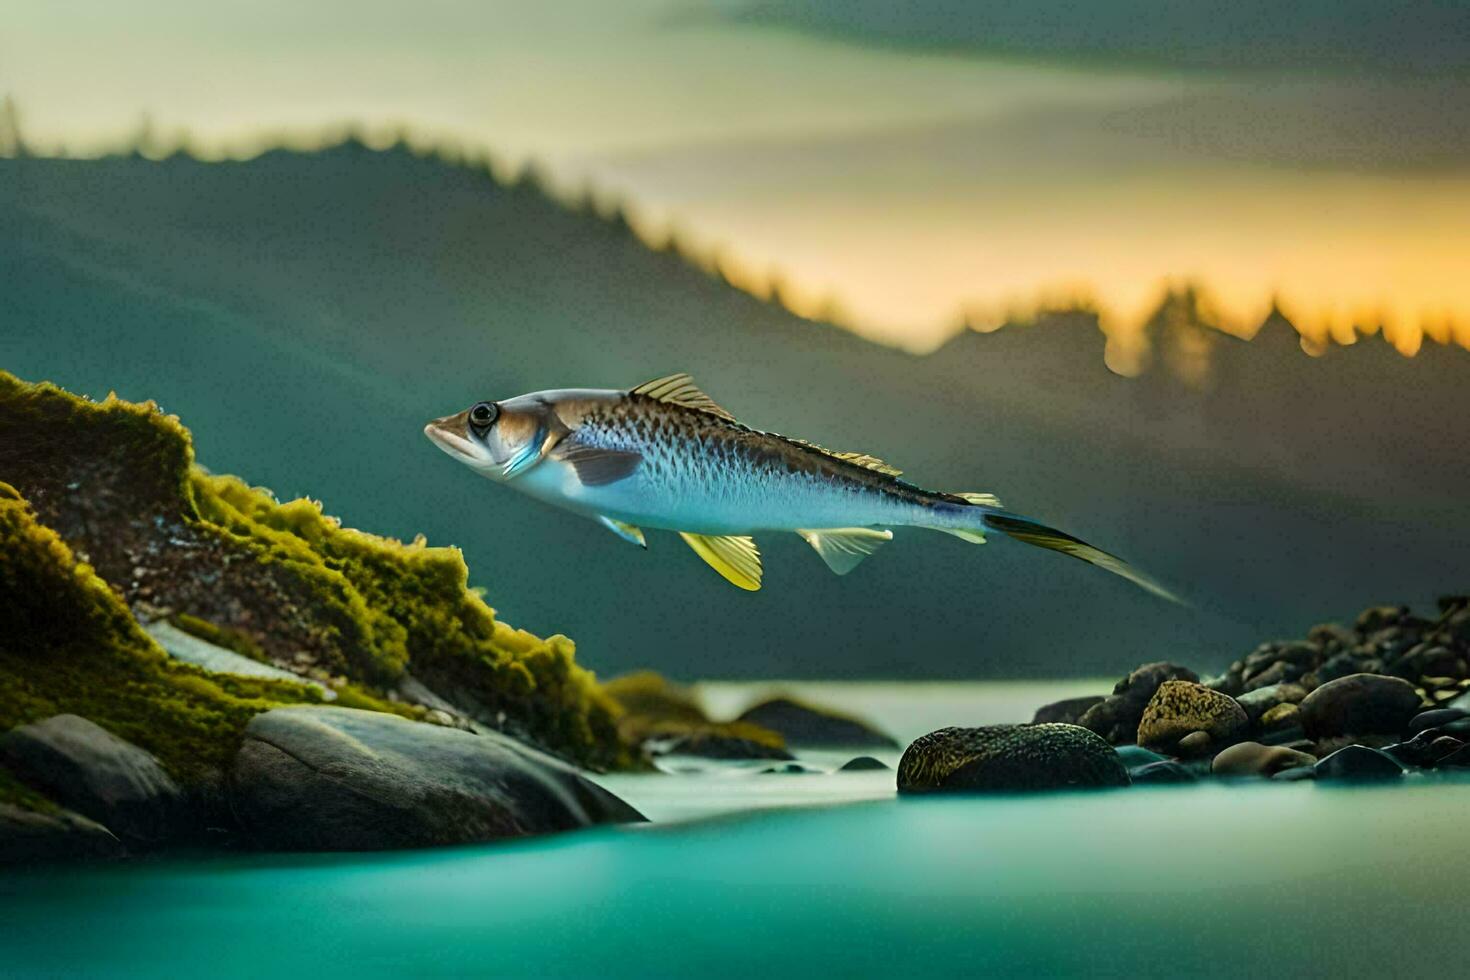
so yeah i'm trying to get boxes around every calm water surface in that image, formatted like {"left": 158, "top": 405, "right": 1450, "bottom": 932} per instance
{"left": 4, "top": 683, "right": 1466, "bottom": 978}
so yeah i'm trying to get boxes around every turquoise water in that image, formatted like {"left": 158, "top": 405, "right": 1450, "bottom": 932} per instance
{"left": 4, "top": 684, "right": 1467, "bottom": 978}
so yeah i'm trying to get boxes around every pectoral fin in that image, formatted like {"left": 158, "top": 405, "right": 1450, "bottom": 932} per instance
{"left": 553, "top": 442, "right": 644, "bottom": 486}
{"left": 598, "top": 516, "right": 646, "bottom": 548}
{"left": 797, "top": 527, "right": 892, "bottom": 575}
{"left": 501, "top": 429, "right": 564, "bottom": 480}
{"left": 678, "top": 532, "right": 762, "bottom": 591}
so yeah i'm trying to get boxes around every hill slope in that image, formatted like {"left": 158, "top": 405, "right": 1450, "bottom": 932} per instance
{"left": 2, "top": 145, "right": 1466, "bottom": 678}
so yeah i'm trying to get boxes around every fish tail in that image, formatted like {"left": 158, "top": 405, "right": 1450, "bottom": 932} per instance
{"left": 931, "top": 497, "right": 1183, "bottom": 604}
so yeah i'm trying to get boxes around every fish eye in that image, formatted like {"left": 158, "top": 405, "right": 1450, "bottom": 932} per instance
{"left": 469, "top": 401, "right": 498, "bottom": 431}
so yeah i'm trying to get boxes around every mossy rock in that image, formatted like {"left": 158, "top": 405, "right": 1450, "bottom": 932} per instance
{"left": 897, "top": 725, "right": 1129, "bottom": 794}
{"left": 604, "top": 672, "right": 788, "bottom": 760}
{"left": 1136, "top": 680, "right": 1248, "bottom": 753}
{"left": 0, "top": 371, "right": 627, "bottom": 772}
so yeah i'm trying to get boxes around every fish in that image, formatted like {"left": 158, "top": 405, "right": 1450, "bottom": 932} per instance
{"left": 424, "top": 373, "right": 1178, "bottom": 599}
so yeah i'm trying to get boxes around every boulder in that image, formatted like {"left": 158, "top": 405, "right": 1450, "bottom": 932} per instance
{"left": 0, "top": 715, "right": 191, "bottom": 847}
{"left": 735, "top": 697, "right": 898, "bottom": 749}
{"left": 0, "top": 801, "right": 124, "bottom": 865}
{"left": 1136, "top": 681, "right": 1248, "bottom": 753}
{"left": 230, "top": 707, "right": 643, "bottom": 851}
{"left": 1297, "top": 674, "right": 1423, "bottom": 738}
{"left": 1314, "top": 745, "right": 1404, "bottom": 781}
{"left": 1078, "top": 662, "right": 1199, "bottom": 744}
{"left": 897, "top": 725, "right": 1129, "bottom": 794}
{"left": 1031, "top": 696, "right": 1105, "bottom": 726}
{"left": 1211, "top": 741, "right": 1317, "bottom": 777}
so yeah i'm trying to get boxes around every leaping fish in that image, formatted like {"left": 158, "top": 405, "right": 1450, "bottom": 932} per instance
{"left": 424, "top": 373, "right": 1177, "bottom": 599}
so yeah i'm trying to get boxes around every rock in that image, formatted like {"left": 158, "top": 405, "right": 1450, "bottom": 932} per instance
{"left": 897, "top": 725, "right": 1129, "bottom": 794}
{"left": 735, "top": 697, "right": 898, "bottom": 749}
{"left": 229, "top": 707, "right": 643, "bottom": 851}
{"left": 837, "top": 756, "right": 889, "bottom": 771}
{"left": 1236, "top": 683, "right": 1308, "bottom": 725}
{"left": 1314, "top": 745, "right": 1404, "bottom": 781}
{"left": 1297, "top": 673, "right": 1423, "bottom": 738}
{"left": 1031, "top": 696, "right": 1105, "bottom": 726}
{"left": 1078, "top": 662, "right": 1199, "bottom": 744}
{"left": 1382, "top": 727, "right": 1469, "bottom": 768}
{"left": 1385, "top": 644, "right": 1461, "bottom": 682}
{"left": 1113, "top": 745, "right": 1168, "bottom": 768}
{"left": 1407, "top": 708, "right": 1468, "bottom": 735}
{"left": 1129, "top": 761, "right": 1195, "bottom": 784}
{"left": 1356, "top": 605, "right": 1409, "bottom": 634}
{"left": 1176, "top": 731, "right": 1213, "bottom": 756}
{"left": 0, "top": 715, "right": 191, "bottom": 848}
{"left": 649, "top": 731, "right": 794, "bottom": 761}
{"left": 1258, "top": 703, "right": 1300, "bottom": 731}
{"left": 1211, "top": 741, "right": 1317, "bottom": 777}
{"left": 0, "top": 802, "right": 125, "bottom": 865}
{"left": 1313, "top": 651, "right": 1377, "bottom": 685}
{"left": 1438, "top": 744, "right": 1470, "bottom": 768}
{"left": 1136, "top": 681, "right": 1248, "bottom": 753}
{"left": 760, "top": 763, "right": 817, "bottom": 775}
{"left": 1271, "top": 765, "right": 1317, "bottom": 782}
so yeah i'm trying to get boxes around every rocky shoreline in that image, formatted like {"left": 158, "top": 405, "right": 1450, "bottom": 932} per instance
{"left": 899, "top": 597, "right": 1470, "bottom": 794}
{"left": 4, "top": 371, "right": 1468, "bottom": 866}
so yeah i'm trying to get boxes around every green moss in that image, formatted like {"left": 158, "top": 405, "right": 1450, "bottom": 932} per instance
{"left": 0, "top": 485, "right": 323, "bottom": 786}
{"left": 196, "top": 475, "right": 626, "bottom": 767}
{"left": 604, "top": 671, "right": 786, "bottom": 755}
{"left": 0, "top": 371, "right": 628, "bottom": 770}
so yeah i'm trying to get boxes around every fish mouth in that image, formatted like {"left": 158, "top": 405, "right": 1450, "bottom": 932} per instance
{"left": 423, "top": 412, "right": 479, "bottom": 461}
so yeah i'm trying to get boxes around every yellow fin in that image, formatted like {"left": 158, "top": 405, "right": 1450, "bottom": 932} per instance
{"left": 631, "top": 373, "right": 735, "bottom": 421}
{"left": 955, "top": 491, "right": 1003, "bottom": 508}
{"left": 678, "top": 532, "right": 762, "bottom": 591}
{"left": 796, "top": 527, "right": 892, "bottom": 575}
{"left": 788, "top": 439, "right": 903, "bottom": 477}
{"left": 938, "top": 528, "right": 987, "bottom": 544}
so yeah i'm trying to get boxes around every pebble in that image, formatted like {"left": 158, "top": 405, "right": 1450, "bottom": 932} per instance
{"left": 1177, "top": 731, "right": 1213, "bottom": 756}
{"left": 1314, "top": 745, "right": 1404, "bottom": 781}
{"left": 1406, "top": 708, "right": 1468, "bottom": 735}
{"left": 836, "top": 756, "right": 889, "bottom": 772}
{"left": 1258, "top": 703, "right": 1300, "bottom": 731}
{"left": 1113, "top": 745, "right": 1168, "bottom": 768}
{"left": 1211, "top": 741, "right": 1317, "bottom": 777}
{"left": 1438, "top": 744, "right": 1470, "bottom": 768}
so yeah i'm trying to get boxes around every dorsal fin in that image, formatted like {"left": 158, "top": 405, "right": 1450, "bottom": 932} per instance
{"left": 630, "top": 373, "right": 735, "bottom": 421}
{"left": 787, "top": 439, "right": 903, "bottom": 478}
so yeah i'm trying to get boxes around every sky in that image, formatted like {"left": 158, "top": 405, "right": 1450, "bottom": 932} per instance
{"left": 4, "top": 0, "right": 1469, "bottom": 361}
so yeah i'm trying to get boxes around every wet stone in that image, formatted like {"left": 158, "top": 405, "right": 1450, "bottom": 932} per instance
{"left": 837, "top": 756, "right": 889, "bottom": 772}
{"left": 1297, "top": 673, "right": 1423, "bottom": 738}
{"left": 897, "top": 725, "right": 1129, "bottom": 794}
{"left": 1129, "top": 761, "right": 1195, "bottom": 784}
{"left": 1078, "top": 663, "right": 1198, "bottom": 745}
{"left": 1211, "top": 741, "right": 1317, "bottom": 777}
{"left": 1407, "top": 708, "right": 1469, "bottom": 735}
{"left": 1136, "top": 681, "right": 1248, "bottom": 754}
{"left": 1314, "top": 745, "right": 1404, "bottom": 782}
{"left": 1031, "top": 696, "right": 1105, "bottom": 726}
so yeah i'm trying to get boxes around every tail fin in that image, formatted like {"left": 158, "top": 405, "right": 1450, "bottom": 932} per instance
{"left": 981, "top": 511, "right": 1183, "bottom": 604}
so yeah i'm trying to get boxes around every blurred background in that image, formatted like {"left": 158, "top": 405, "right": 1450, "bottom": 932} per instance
{"left": 3, "top": 0, "right": 1468, "bottom": 679}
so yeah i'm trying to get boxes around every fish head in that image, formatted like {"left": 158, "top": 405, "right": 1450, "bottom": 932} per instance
{"left": 424, "top": 395, "right": 549, "bottom": 480}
